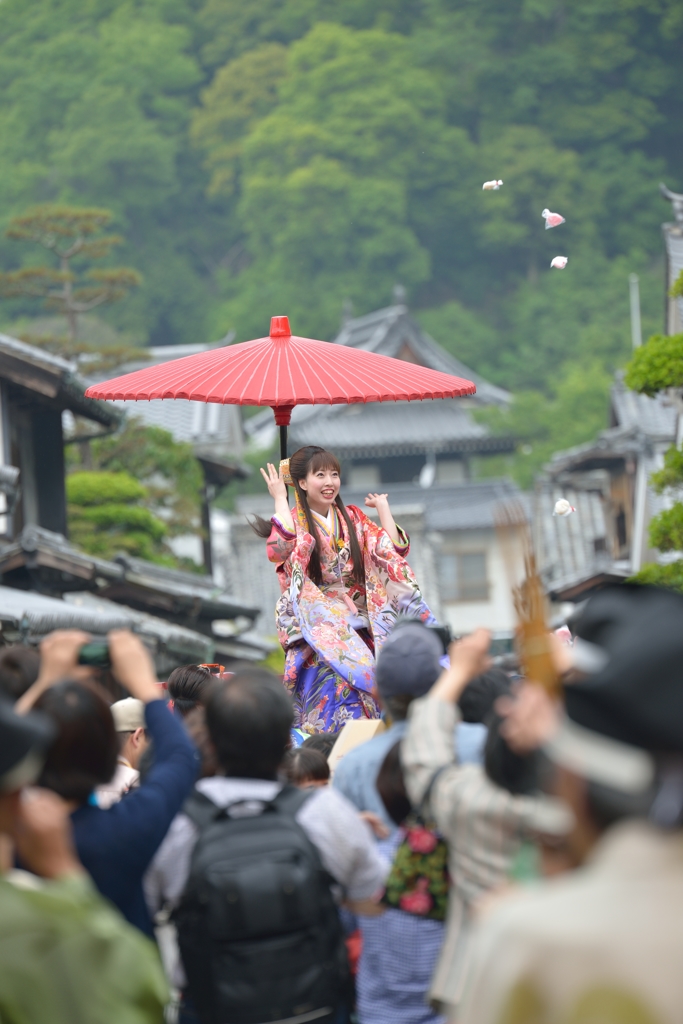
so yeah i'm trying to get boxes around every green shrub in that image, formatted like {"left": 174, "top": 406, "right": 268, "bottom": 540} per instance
{"left": 67, "top": 471, "right": 146, "bottom": 507}
{"left": 624, "top": 333, "right": 683, "bottom": 396}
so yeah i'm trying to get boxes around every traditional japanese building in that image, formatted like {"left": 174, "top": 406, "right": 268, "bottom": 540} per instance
{"left": 0, "top": 333, "right": 266, "bottom": 668}
{"left": 661, "top": 183, "right": 683, "bottom": 335}
{"left": 0, "top": 332, "right": 121, "bottom": 539}
{"left": 535, "top": 184, "right": 681, "bottom": 606}
{"left": 86, "top": 340, "right": 249, "bottom": 573}
{"left": 246, "top": 293, "right": 514, "bottom": 486}
{"left": 229, "top": 297, "right": 526, "bottom": 641}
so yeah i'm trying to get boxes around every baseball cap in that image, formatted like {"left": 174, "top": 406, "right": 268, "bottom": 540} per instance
{"left": 111, "top": 697, "right": 146, "bottom": 732}
{"left": 376, "top": 621, "right": 443, "bottom": 699}
{"left": 0, "top": 697, "right": 55, "bottom": 792}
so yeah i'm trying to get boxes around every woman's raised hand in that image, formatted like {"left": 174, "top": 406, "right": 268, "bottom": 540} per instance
{"left": 364, "top": 492, "right": 389, "bottom": 510}
{"left": 260, "top": 462, "right": 288, "bottom": 501}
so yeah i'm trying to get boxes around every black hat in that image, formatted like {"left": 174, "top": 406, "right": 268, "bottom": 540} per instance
{"left": 567, "top": 584, "right": 683, "bottom": 752}
{"left": 545, "top": 585, "right": 683, "bottom": 794}
{"left": 376, "top": 621, "right": 443, "bottom": 699}
{"left": 0, "top": 697, "right": 54, "bottom": 792}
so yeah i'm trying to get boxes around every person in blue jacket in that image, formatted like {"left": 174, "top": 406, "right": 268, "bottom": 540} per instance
{"left": 17, "top": 628, "right": 199, "bottom": 936}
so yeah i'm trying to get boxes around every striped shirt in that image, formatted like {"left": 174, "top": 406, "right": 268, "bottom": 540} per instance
{"left": 402, "top": 697, "right": 560, "bottom": 1013}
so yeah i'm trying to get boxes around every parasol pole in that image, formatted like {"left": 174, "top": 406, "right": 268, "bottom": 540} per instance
{"left": 273, "top": 405, "right": 294, "bottom": 466}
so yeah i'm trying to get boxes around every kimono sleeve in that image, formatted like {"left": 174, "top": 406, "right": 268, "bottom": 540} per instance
{"left": 351, "top": 506, "right": 410, "bottom": 557}
{"left": 393, "top": 523, "right": 410, "bottom": 555}
{"left": 266, "top": 516, "right": 297, "bottom": 565}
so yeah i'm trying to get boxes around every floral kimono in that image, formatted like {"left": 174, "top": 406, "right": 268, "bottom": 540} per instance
{"left": 266, "top": 502, "right": 436, "bottom": 733}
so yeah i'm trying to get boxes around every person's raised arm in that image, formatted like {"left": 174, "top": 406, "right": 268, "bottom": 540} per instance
{"left": 430, "top": 629, "right": 493, "bottom": 704}
{"left": 260, "top": 462, "right": 294, "bottom": 533}
{"left": 106, "top": 630, "right": 161, "bottom": 704}
{"left": 364, "top": 492, "right": 400, "bottom": 545}
{"left": 15, "top": 631, "right": 93, "bottom": 714}
{"left": 402, "top": 630, "right": 492, "bottom": 809}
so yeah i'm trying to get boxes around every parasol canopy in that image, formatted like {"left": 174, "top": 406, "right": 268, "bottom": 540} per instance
{"left": 85, "top": 316, "right": 476, "bottom": 459}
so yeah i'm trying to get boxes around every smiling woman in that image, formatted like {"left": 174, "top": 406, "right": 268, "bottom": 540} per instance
{"left": 254, "top": 445, "right": 435, "bottom": 733}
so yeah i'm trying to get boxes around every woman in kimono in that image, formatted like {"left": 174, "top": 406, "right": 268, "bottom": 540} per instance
{"left": 256, "top": 445, "right": 435, "bottom": 733}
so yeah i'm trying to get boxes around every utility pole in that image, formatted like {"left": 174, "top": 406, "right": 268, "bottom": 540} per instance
{"left": 629, "top": 273, "right": 642, "bottom": 349}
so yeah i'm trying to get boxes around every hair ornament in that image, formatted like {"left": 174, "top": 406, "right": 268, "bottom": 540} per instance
{"left": 279, "top": 459, "right": 293, "bottom": 485}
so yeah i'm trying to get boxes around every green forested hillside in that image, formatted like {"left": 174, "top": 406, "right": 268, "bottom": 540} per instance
{"left": 1, "top": 0, "right": 681, "bottom": 476}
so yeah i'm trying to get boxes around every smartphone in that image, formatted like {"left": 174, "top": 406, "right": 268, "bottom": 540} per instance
{"left": 78, "top": 641, "right": 111, "bottom": 669}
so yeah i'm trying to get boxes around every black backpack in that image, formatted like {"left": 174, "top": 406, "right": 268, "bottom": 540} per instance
{"left": 175, "top": 784, "right": 349, "bottom": 1024}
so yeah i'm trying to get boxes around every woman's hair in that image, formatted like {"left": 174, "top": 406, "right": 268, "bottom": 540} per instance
{"left": 34, "top": 679, "right": 118, "bottom": 804}
{"left": 251, "top": 446, "right": 364, "bottom": 587}
{"left": 167, "top": 664, "right": 213, "bottom": 717}
{"left": 281, "top": 747, "right": 330, "bottom": 787}
{"left": 184, "top": 705, "right": 219, "bottom": 778}
{"left": 376, "top": 740, "right": 412, "bottom": 826}
{"left": 0, "top": 644, "right": 40, "bottom": 702}
{"left": 301, "top": 731, "right": 337, "bottom": 758}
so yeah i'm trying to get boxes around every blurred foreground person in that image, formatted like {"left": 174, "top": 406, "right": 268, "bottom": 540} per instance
{"left": 0, "top": 699, "right": 168, "bottom": 1023}
{"left": 18, "top": 629, "right": 198, "bottom": 936}
{"left": 461, "top": 585, "right": 683, "bottom": 1024}
{"left": 335, "top": 620, "right": 507, "bottom": 1024}
{"left": 150, "top": 667, "right": 387, "bottom": 1024}
{"left": 0, "top": 644, "right": 40, "bottom": 702}
{"left": 96, "top": 697, "right": 147, "bottom": 808}
{"left": 402, "top": 630, "right": 570, "bottom": 1020}
{"left": 334, "top": 621, "right": 445, "bottom": 831}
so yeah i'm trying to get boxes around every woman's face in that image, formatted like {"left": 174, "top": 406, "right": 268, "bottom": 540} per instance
{"left": 299, "top": 465, "right": 340, "bottom": 511}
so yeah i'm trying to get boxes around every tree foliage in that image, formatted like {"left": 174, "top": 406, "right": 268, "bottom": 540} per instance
{"left": 625, "top": 332, "right": 683, "bottom": 591}
{"left": 0, "top": 0, "right": 681, "bottom": 425}
{"left": 624, "top": 333, "right": 683, "bottom": 395}
{"left": 66, "top": 470, "right": 170, "bottom": 563}
{"left": 475, "top": 361, "right": 614, "bottom": 488}
{"left": 66, "top": 420, "right": 204, "bottom": 566}
{"left": 89, "top": 419, "right": 204, "bottom": 538}
{"left": 0, "top": 205, "right": 141, "bottom": 342}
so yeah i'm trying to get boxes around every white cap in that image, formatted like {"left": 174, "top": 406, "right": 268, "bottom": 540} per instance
{"left": 110, "top": 697, "right": 145, "bottom": 732}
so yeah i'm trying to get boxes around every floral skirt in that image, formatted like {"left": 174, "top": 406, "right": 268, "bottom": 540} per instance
{"left": 284, "top": 633, "right": 380, "bottom": 733}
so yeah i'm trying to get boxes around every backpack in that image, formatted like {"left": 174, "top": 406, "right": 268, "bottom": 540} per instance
{"left": 174, "top": 784, "right": 349, "bottom": 1024}
{"left": 377, "top": 741, "right": 450, "bottom": 921}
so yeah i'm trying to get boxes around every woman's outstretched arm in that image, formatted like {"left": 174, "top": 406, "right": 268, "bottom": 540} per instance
{"left": 364, "top": 492, "right": 400, "bottom": 545}
{"left": 260, "top": 462, "right": 294, "bottom": 533}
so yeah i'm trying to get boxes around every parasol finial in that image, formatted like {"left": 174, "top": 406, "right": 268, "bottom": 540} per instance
{"left": 270, "top": 316, "right": 291, "bottom": 338}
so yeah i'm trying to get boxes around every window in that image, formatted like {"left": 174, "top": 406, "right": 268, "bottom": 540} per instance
{"left": 347, "top": 464, "right": 380, "bottom": 489}
{"left": 436, "top": 459, "right": 465, "bottom": 484}
{"left": 438, "top": 550, "right": 488, "bottom": 602}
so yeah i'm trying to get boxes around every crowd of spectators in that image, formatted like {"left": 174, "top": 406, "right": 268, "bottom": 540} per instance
{"left": 1, "top": 582, "right": 683, "bottom": 1023}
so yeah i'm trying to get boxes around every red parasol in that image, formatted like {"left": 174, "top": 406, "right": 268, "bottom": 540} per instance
{"left": 85, "top": 316, "right": 476, "bottom": 460}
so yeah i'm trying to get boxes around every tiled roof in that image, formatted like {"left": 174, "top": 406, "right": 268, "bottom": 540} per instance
{"left": 534, "top": 483, "right": 628, "bottom": 600}
{"left": 0, "top": 332, "right": 120, "bottom": 427}
{"left": 109, "top": 396, "right": 242, "bottom": 449}
{"left": 245, "top": 301, "right": 512, "bottom": 454}
{"left": 288, "top": 398, "right": 515, "bottom": 457}
{"left": 85, "top": 340, "right": 244, "bottom": 451}
{"left": 0, "top": 584, "right": 214, "bottom": 664}
{"left": 334, "top": 305, "right": 510, "bottom": 407}
{"left": 544, "top": 425, "right": 644, "bottom": 476}
{"left": 0, "top": 525, "right": 259, "bottom": 627}
{"left": 611, "top": 374, "right": 677, "bottom": 440}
